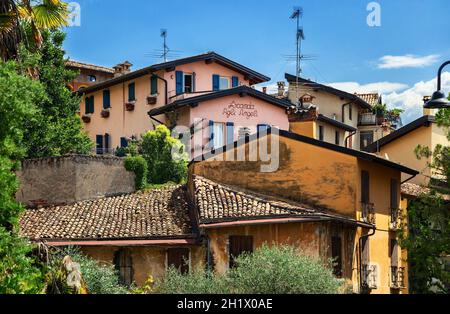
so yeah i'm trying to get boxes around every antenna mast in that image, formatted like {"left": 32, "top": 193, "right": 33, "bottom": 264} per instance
{"left": 290, "top": 7, "right": 304, "bottom": 107}
{"left": 161, "top": 29, "right": 169, "bottom": 62}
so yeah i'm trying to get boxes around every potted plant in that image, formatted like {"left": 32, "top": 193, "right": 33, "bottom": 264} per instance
{"left": 101, "top": 108, "right": 110, "bottom": 118}
{"left": 81, "top": 114, "right": 92, "bottom": 123}
{"left": 125, "top": 101, "right": 135, "bottom": 111}
{"left": 147, "top": 95, "right": 157, "bottom": 105}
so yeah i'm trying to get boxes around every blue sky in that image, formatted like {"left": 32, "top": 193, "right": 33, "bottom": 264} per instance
{"left": 64, "top": 0, "right": 450, "bottom": 123}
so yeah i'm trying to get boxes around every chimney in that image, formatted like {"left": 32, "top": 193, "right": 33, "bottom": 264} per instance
{"left": 262, "top": 87, "right": 267, "bottom": 94}
{"left": 277, "top": 81, "right": 286, "bottom": 97}
{"left": 113, "top": 61, "right": 133, "bottom": 77}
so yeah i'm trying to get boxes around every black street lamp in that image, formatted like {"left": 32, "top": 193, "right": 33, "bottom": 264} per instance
{"left": 425, "top": 60, "right": 450, "bottom": 109}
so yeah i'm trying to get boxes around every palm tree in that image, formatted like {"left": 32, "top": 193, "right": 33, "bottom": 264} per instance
{"left": 0, "top": 0, "right": 21, "bottom": 60}
{"left": 0, "top": 0, "right": 68, "bottom": 60}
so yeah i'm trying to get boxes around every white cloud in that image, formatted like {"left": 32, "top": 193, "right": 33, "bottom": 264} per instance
{"left": 377, "top": 54, "right": 440, "bottom": 69}
{"left": 328, "top": 81, "right": 409, "bottom": 94}
{"left": 383, "top": 71, "right": 450, "bottom": 123}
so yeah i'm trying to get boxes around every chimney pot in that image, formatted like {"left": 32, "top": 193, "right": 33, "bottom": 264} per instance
{"left": 277, "top": 81, "right": 286, "bottom": 97}
{"left": 262, "top": 87, "right": 267, "bottom": 94}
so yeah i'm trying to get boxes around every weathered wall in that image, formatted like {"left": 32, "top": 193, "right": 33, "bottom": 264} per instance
{"left": 82, "top": 245, "right": 205, "bottom": 286}
{"left": 16, "top": 155, "right": 135, "bottom": 207}
{"left": 378, "top": 125, "right": 432, "bottom": 185}
{"left": 191, "top": 135, "right": 359, "bottom": 217}
{"left": 206, "top": 221, "right": 357, "bottom": 285}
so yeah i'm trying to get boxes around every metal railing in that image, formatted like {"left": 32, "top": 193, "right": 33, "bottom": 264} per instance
{"left": 390, "top": 208, "right": 402, "bottom": 230}
{"left": 391, "top": 266, "right": 406, "bottom": 289}
{"left": 358, "top": 113, "right": 377, "bottom": 125}
{"left": 361, "top": 203, "right": 376, "bottom": 225}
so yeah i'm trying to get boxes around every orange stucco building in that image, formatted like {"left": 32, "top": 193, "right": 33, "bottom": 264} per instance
{"left": 20, "top": 130, "right": 418, "bottom": 294}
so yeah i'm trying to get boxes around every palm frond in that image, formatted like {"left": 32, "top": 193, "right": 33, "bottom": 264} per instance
{"left": 31, "top": 0, "right": 68, "bottom": 29}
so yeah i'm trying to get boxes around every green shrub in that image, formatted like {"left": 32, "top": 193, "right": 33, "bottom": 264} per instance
{"left": 228, "top": 245, "right": 344, "bottom": 294}
{"left": 47, "top": 247, "right": 129, "bottom": 294}
{"left": 155, "top": 245, "right": 345, "bottom": 294}
{"left": 141, "top": 125, "right": 188, "bottom": 184}
{"left": 124, "top": 156, "right": 148, "bottom": 190}
{"left": 155, "top": 268, "right": 230, "bottom": 294}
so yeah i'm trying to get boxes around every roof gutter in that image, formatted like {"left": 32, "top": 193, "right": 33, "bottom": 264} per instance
{"left": 37, "top": 238, "right": 198, "bottom": 247}
{"left": 401, "top": 173, "right": 418, "bottom": 185}
{"left": 358, "top": 226, "right": 376, "bottom": 294}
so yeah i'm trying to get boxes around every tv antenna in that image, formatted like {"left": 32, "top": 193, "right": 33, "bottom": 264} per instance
{"left": 161, "top": 29, "right": 169, "bottom": 62}
{"left": 290, "top": 7, "right": 305, "bottom": 107}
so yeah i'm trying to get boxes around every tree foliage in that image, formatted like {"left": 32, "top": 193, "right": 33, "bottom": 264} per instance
{"left": 155, "top": 245, "right": 345, "bottom": 294}
{"left": 400, "top": 103, "right": 450, "bottom": 294}
{"left": 138, "top": 125, "right": 187, "bottom": 185}
{"left": 0, "top": 60, "right": 45, "bottom": 293}
{"left": 0, "top": 0, "right": 69, "bottom": 60}
{"left": 19, "top": 30, "right": 93, "bottom": 158}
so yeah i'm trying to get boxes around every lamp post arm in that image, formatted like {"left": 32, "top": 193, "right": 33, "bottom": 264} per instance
{"left": 437, "top": 60, "right": 450, "bottom": 91}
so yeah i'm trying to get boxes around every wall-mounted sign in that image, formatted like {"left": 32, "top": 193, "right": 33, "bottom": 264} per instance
{"left": 222, "top": 101, "right": 258, "bottom": 119}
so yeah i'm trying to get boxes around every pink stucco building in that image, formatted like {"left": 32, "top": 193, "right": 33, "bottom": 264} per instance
{"left": 78, "top": 52, "right": 291, "bottom": 154}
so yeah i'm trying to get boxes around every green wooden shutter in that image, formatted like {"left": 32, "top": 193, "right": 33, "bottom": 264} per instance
{"left": 151, "top": 75, "right": 158, "bottom": 95}
{"left": 103, "top": 90, "right": 110, "bottom": 109}
{"left": 128, "top": 83, "right": 135, "bottom": 101}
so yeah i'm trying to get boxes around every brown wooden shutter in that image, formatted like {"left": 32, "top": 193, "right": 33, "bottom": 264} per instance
{"left": 362, "top": 237, "right": 370, "bottom": 264}
{"left": 113, "top": 249, "right": 133, "bottom": 286}
{"left": 167, "top": 248, "right": 190, "bottom": 274}
{"left": 390, "top": 239, "right": 399, "bottom": 267}
{"left": 331, "top": 236, "right": 343, "bottom": 277}
{"left": 361, "top": 171, "right": 370, "bottom": 203}
{"left": 229, "top": 236, "right": 253, "bottom": 268}
{"left": 390, "top": 179, "right": 398, "bottom": 209}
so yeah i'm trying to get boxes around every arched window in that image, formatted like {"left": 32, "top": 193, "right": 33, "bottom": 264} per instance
{"left": 88, "top": 75, "right": 97, "bottom": 82}
{"left": 113, "top": 249, "right": 133, "bottom": 286}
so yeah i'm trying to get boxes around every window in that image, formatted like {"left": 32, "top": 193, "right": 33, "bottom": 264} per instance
{"left": 167, "top": 248, "right": 190, "bottom": 274}
{"left": 184, "top": 73, "right": 193, "bottom": 93}
{"left": 361, "top": 171, "right": 370, "bottom": 203}
{"left": 360, "top": 131, "right": 374, "bottom": 149}
{"left": 213, "top": 122, "right": 225, "bottom": 149}
{"left": 390, "top": 179, "right": 398, "bottom": 209}
{"left": 229, "top": 236, "right": 253, "bottom": 268}
{"left": 349, "top": 104, "right": 353, "bottom": 121}
{"left": 85, "top": 96, "right": 94, "bottom": 114}
{"left": 88, "top": 75, "right": 96, "bottom": 82}
{"left": 226, "top": 122, "right": 234, "bottom": 145}
{"left": 219, "top": 76, "right": 230, "bottom": 90}
{"left": 120, "top": 137, "right": 128, "bottom": 148}
{"left": 238, "top": 127, "right": 251, "bottom": 140}
{"left": 96, "top": 135, "right": 104, "bottom": 155}
{"left": 103, "top": 90, "right": 110, "bottom": 109}
{"left": 151, "top": 75, "right": 158, "bottom": 95}
{"left": 128, "top": 82, "right": 135, "bottom": 102}
{"left": 113, "top": 249, "right": 133, "bottom": 286}
{"left": 257, "top": 124, "right": 270, "bottom": 135}
{"left": 96, "top": 134, "right": 111, "bottom": 155}
{"left": 319, "top": 125, "right": 324, "bottom": 141}
{"left": 335, "top": 131, "right": 340, "bottom": 145}
{"left": 331, "top": 236, "right": 343, "bottom": 277}
{"left": 389, "top": 239, "right": 398, "bottom": 266}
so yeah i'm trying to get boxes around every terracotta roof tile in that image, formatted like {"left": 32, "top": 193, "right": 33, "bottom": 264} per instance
{"left": 66, "top": 60, "right": 115, "bottom": 74}
{"left": 20, "top": 185, "right": 193, "bottom": 241}
{"left": 355, "top": 93, "right": 381, "bottom": 107}
{"left": 193, "top": 176, "right": 364, "bottom": 225}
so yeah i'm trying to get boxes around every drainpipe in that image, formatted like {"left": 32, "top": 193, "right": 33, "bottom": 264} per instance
{"left": 152, "top": 73, "right": 168, "bottom": 105}
{"left": 358, "top": 227, "right": 376, "bottom": 294}
{"left": 345, "top": 131, "right": 357, "bottom": 149}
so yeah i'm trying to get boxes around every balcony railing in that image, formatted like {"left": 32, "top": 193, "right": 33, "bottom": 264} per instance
{"left": 390, "top": 266, "right": 406, "bottom": 289}
{"left": 358, "top": 113, "right": 377, "bottom": 125}
{"left": 390, "top": 208, "right": 402, "bottom": 230}
{"left": 361, "top": 203, "right": 376, "bottom": 225}
{"left": 361, "top": 264, "right": 378, "bottom": 290}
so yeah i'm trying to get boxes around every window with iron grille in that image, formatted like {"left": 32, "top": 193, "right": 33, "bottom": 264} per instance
{"left": 113, "top": 249, "right": 133, "bottom": 286}
{"left": 167, "top": 248, "right": 190, "bottom": 275}
{"left": 229, "top": 236, "right": 253, "bottom": 268}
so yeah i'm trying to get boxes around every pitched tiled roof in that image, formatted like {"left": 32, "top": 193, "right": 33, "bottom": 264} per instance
{"left": 401, "top": 183, "right": 449, "bottom": 200}
{"left": 355, "top": 93, "right": 381, "bottom": 107}
{"left": 66, "top": 60, "right": 115, "bottom": 74}
{"left": 20, "top": 185, "right": 194, "bottom": 241}
{"left": 192, "top": 176, "right": 369, "bottom": 227}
